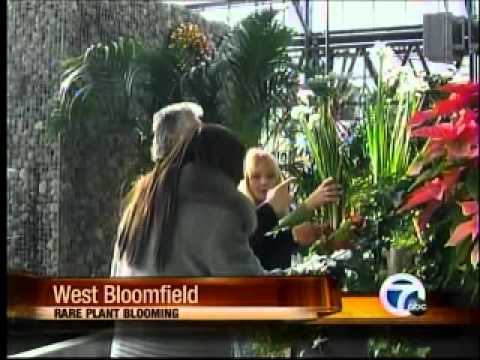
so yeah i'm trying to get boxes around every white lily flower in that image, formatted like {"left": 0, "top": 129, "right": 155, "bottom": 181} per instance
{"left": 395, "top": 66, "right": 429, "bottom": 95}
{"left": 331, "top": 249, "right": 352, "bottom": 261}
{"left": 369, "top": 42, "right": 402, "bottom": 80}
{"left": 345, "top": 269, "right": 358, "bottom": 279}
{"left": 308, "top": 113, "right": 321, "bottom": 129}
{"left": 291, "top": 105, "right": 310, "bottom": 120}
{"left": 297, "top": 89, "right": 315, "bottom": 105}
{"left": 362, "top": 250, "right": 374, "bottom": 260}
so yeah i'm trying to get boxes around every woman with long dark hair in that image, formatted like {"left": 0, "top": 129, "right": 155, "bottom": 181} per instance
{"left": 110, "top": 107, "right": 264, "bottom": 357}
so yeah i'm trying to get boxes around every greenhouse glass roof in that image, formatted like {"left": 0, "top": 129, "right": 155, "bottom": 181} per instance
{"left": 167, "top": 0, "right": 470, "bottom": 32}
{"left": 164, "top": 0, "right": 476, "bottom": 83}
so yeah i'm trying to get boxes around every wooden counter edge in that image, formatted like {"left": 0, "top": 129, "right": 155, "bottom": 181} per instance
{"left": 309, "top": 295, "right": 480, "bottom": 325}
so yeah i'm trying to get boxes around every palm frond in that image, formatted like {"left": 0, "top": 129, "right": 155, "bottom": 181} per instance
{"left": 216, "top": 9, "right": 297, "bottom": 146}
{"left": 48, "top": 37, "right": 144, "bottom": 138}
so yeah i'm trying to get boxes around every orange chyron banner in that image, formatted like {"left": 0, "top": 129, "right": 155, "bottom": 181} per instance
{"left": 7, "top": 273, "right": 342, "bottom": 321}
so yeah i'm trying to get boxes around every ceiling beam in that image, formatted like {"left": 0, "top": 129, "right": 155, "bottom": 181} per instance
{"left": 291, "top": 0, "right": 307, "bottom": 33}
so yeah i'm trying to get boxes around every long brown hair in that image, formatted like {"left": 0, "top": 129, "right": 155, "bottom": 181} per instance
{"left": 115, "top": 124, "right": 246, "bottom": 270}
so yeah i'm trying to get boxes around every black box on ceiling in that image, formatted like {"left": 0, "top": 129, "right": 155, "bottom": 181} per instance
{"left": 423, "top": 12, "right": 466, "bottom": 63}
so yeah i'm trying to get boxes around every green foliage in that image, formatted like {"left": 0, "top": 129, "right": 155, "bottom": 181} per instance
{"left": 307, "top": 73, "right": 359, "bottom": 123}
{"left": 217, "top": 9, "right": 299, "bottom": 147}
{"left": 243, "top": 324, "right": 326, "bottom": 358}
{"left": 276, "top": 204, "right": 315, "bottom": 231}
{"left": 48, "top": 37, "right": 145, "bottom": 140}
{"left": 363, "top": 53, "right": 423, "bottom": 184}
{"left": 464, "top": 165, "right": 479, "bottom": 200}
{"left": 180, "top": 61, "right": 224, "bottom": 124}
{"left": 289, "top": 73, "right": 357, "bottom": 230}
{"left": 423, "top": 74, "right": 452, "bottom": 107}
{"left": 390, "top": 227, "right": 423, "bottom": 251}
{"left": 364, "top": 88, "right": 420, "bottom": 184}
{"left": 339, "top": 175, "right": 418, "bottom": 291}
{"left": 343, "top": 120, "right": 370, "bottom": 179}
{"left": 400, "top": 201, "right": 480, "bottom": 303}
{"left": 133, "top": 45, "right": 185, "bottom": 117}
{"left": 49, "top": 11, "right": 298, "bottom": 150}
{"left": 300, "top": 107, "right": 346, "bottom": 229}
{"left": 367, "top": 337, "right": 431, "bottom": 358}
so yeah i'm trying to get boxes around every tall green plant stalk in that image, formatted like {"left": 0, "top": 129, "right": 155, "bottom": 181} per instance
{"left": 364, "top": 66, "right": 421, "bottom": 184}
{"left": 299, "top": 101, "right": 346, "bottom": 230}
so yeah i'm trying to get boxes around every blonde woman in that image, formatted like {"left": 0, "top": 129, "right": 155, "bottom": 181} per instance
{"left": 239, "top": 148, "right": 342, "bottom": 270}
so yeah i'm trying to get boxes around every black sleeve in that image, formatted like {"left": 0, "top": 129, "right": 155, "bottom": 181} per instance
{"left": 261, "top": 228, "right": 299, "bottom": 270}
{"left": 249, "top": 203, "right": 299, "bottom": 270}
{"left": 256, "top": 202, "right": 279, "bottom": 235}
{"left": 249, "top": 202, "right": 278, "bottom": 262}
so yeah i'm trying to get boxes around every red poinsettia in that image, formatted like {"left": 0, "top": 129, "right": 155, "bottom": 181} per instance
{"left": 398, "top": 168, "right": 463, "bottom": 213}
{"left": 399, "top": 81, "right": 479, "bottom": 266}
{"left": 446, "top": 201, "right": 479, "bottom": 246}
{"left": 446, "top": 201, "right": 479, "bottom": 266}
{"left": 408, "top": 109, "right": 478, "bottom": 175}
{"left": 409, "top": 83, "right": 479, "bottom": 127}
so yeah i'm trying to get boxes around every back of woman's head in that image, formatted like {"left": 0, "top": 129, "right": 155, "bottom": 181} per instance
{"left": 186, "top": 124, "right": 246, "bottom": 185}
{"left": 151, "top": 102, "right": 203, "bottom": 162}
{"left": 115, "top": 123, "right": 245, "bottom": 271}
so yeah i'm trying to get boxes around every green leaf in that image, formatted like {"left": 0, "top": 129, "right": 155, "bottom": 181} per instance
{"left": 407, "top": 162, "right": 447, "bottom": 192}
{"left": 277, "top": 204, "right": 315, "bottom": 229}
{"left": 465, "top": 165, "right": 479, "bottom": 200}
{"left": 415, "top": 346, "right": 431, "bottom": 358}
{"left": 49, "top": 37, "right": 145, "bottom": 137}
{"left": 217, "top": 9, "right": 296, "bottom": 146}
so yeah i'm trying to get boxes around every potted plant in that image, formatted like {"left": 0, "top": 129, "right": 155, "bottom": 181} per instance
{"left": 398, "top": 82, "right": 479, "bottom": 301}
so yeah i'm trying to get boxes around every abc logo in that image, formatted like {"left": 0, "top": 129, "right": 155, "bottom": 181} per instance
{"left": 379, "top": 273, "right": 427, "bottom": 317}
{"left": 407, "top": 299, "right": 427, "bottom": 316}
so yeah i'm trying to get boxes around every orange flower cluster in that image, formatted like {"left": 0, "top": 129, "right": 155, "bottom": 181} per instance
{"left": 169, "top": 22, "right": 214, "bottom": 62}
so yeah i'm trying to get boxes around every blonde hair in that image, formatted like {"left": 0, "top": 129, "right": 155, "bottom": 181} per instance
{"left": 151, "top": 102, "right": 203, "bottom": 162}
{"left": 238, "top": 147, "right": 282, "bottom": 204}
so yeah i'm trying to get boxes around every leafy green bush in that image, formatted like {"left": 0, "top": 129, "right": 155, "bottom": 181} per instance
{"left": 368, "top": 337, "right": 431, "bottom": 358}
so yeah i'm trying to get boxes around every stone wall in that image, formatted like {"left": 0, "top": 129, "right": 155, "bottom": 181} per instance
{"left": 7, "top": 0, "right": 228, "bottom": 276}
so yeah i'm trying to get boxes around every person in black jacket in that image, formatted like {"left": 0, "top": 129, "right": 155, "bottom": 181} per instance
{"left": 239, "top": 148, "right": 342, "bottom": 270}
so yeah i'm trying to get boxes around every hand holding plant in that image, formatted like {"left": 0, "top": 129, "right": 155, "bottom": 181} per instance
{"left": 305, "top": 177, "right": 343, "bottom": 210}
{"left": 267, "top": 178, "right": 342, "bottom": 235}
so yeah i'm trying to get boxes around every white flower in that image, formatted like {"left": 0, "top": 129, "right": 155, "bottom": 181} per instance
{"left": 288, "top": 252, "right": 342, "bottom": 275}
{"left": 290, "top": 105, "right": 312, "bottom": 120}
{"left": 395, "top": 66, "right": 429, "bottom": 95}
{"left": 312, "top": 336, "right": 329, "bottom": 350}
{"left": 331, "top": 249, "right": 352, "bottom": 261}
{"left": 297, "top": 89, "right": 315, "bottom": 105}
{"left": 308, "top": 113, "right": 321, "bottom": 129}
{"left": 345, "top": 269, "right": 358, "bottom": 279}
{"left": 327, "top": 259, "right": 337, "bottom": 268}
{"left": 384, "top": 66, "right": 401, "bottom": 85}
{"left": 362, "top": 250, "right": 374, "bottom": 260}
{"left": 369, "top": 42, "right": 402, "bottom": 81}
